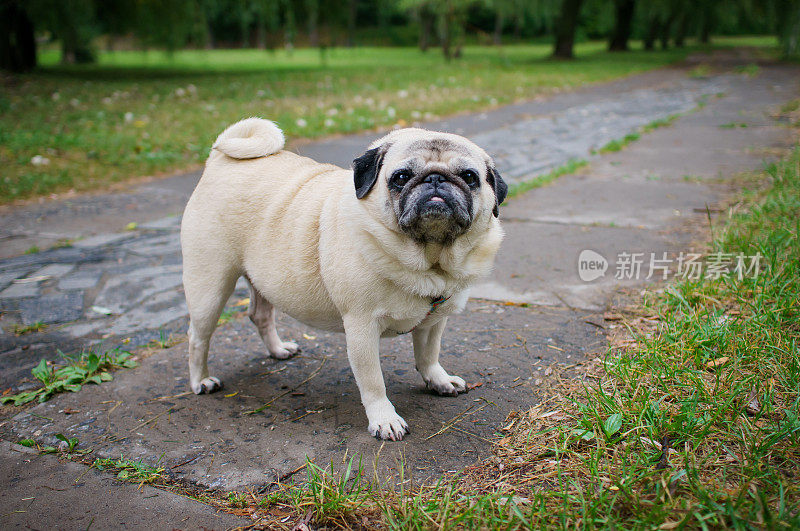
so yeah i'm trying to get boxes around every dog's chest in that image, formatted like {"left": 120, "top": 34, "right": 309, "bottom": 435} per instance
{"left": 381, "top": 293, "right": 461, "bottom": 337}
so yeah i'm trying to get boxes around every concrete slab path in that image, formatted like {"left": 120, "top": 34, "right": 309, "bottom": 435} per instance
{"left": 1, "top": 51, "right": 798, "bottom": 526}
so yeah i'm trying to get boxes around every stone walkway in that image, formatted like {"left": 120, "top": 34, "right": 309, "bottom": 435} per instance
{"left": 1, "top": 52, "right": 798, "bottom": 525}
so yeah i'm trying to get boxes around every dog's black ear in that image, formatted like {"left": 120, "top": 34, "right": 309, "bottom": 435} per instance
{"left": 353, "top": 147, "right": 385, "bottom": 199}
{"left": 487, "top": 165, "right": 508, "bottom": 217}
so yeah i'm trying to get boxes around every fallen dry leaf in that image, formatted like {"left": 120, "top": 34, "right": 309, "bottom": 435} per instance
{"left": 603, "top": 312, "right": 623, "bottom": 321}
{"left": 706, "top": 356, "right": 729, "bottom": 369}
{"left": 466, "top": 382, "right": 483, "bottom": 391}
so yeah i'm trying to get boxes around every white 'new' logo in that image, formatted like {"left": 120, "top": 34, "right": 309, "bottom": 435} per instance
{"left": 578, "top": 249, "right": 608, "bottom": 282}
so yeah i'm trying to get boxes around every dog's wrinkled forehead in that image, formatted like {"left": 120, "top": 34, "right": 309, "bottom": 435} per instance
{"left": 372, "top": 128, "right": 488, "bottom": 166}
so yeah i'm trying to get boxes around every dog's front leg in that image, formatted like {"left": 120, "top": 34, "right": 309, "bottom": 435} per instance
{"left": 412, "top": 317, "right": 467, "bottom": 396}
{"left": 343, "top": 314, "right": 409, "bottom": 441}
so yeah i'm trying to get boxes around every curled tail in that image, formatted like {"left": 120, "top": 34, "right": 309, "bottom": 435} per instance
{"left": 212, "top": 118, "right": 285, "bottom": 159}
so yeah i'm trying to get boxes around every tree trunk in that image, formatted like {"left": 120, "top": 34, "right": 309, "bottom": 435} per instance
{"left": 493, "top": 8, "right": 504, "bottom": 46}
{"left": 513, "top": 6, "right": 522, "bottom": 40}
{"left": 553, "top": 0, "right": 584, "bottom": 59}
{"left": 659, "top": 10, "right": 676, "bottom": 50}
{"left": 419, "top": 6, "right": 433, "bottom": 52}
{"left": 0, "top": 1, "right": 37, "bottom": 72}
{"left": 608, "top": 0, "right": 635, "bottom": 51}
{"left": 674, "top": 10, "right": 688, "bottom": 47}
{"left": 347, "top": 0, "right": 357, "bottom": 47}
{"left": 698, "top": 0, "right": 715, "bottom": 44}
{"left": 644, "top": 15, "right": 660, "bottom": 51}
{"left": 440, "top": 9, "right": 452, "bottom": 61}
{"left": 776, "top": 0, "right": 800, "bottom": 58}
{"left": 306, "top": 0, "right": 319, "bottom": 47}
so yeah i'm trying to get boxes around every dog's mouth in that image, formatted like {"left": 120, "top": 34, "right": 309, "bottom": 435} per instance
{"left": 396, "top": 183, "right": 472, "bottom": 244}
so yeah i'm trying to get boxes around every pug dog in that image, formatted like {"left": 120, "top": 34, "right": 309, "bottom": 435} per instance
{"left": 181, "top": 118, "right": 506, "bottom": 440}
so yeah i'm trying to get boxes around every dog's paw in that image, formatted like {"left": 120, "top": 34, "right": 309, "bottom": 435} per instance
{"left": 421, "top": 365, "right": 467, "bottom": 397}
{"left": 366, "top": 401, "right": 409, "bottom": 441}
{"left": 369, "top": 415, "right": 410, "bottom": 441}
{"left": 191, "top": 376, "right": 223, "bottom": 394}
{"left": 269, "top": 341, "right": 300, "bottom": 360}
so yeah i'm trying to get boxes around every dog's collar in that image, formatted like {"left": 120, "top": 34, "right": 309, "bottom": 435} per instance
{"left": 391, "top": 295, "right": 450, "bottom": 335}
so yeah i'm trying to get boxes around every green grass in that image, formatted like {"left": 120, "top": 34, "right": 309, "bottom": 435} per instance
{"left": 1, "top": 42, "right": 702, "bottom": 203}
{"left": 1, "top": 348, "right": 138, "bottom": 405}
{"left": 93, "top": 456, "right": 165, "bottom": 484}
{"left": 596, "top": 132, "right": 641, "bottom": 153}
{"left": 506, "top": 158, "right": 588, "bottom": 199}
{"left": 13, "top": 321, "right": 47, "bottom": 335}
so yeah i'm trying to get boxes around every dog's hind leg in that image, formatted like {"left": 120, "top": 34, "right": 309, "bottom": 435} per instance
{"left": 246, "top": 278, "right": 300, "bottom": 360}
{"left": 184, "top": 265, "right": 238, "bottom": 395}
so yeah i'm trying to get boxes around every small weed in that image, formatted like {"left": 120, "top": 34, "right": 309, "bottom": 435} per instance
{"left": 1, "top": 349, "right": 138, "bottom": 406}
{"left": 151, "top": 328, "right": 173, "bottom": 349}
{"left": 597, "top": 132, "right": 641, "bottom": 153}
{"left": 19, "top": 434, "right": 91, "bottom": 455}
{"left": 735, "top": 62, "right": 760, "bottom": 77}
{"left": 642, "top": 113, "right": 680, "bottom": 133}
{"left": 93, "top": 456, "right": 165, "bottom": 484}
{"left": 14, "top": 321, "right": 47, "bottom": 335}
{"left": 781, "top": 99, "right": 800, "bottom": 114}
{"left": 24, "top": 246, "right": 40, "bottom": 255}
{"left": 263, "top": 457, "right": 373, "bottom": 528}
{"left": 720, "top": 121, "right": 749, "bottom": 129}
{"left": 217, "top": 307, "right": 243, "bottom": 325}
{"left": 227, "top": 492, "right": 248, "bottom": 508}
{"left": 506, "top": 158, "right": 587, "bottom": 199}
{"left": 52, "top": 239, "right": 74, "bottom": 249}
{"left": 689, "top": 64, "right": 712, "bottom": 78}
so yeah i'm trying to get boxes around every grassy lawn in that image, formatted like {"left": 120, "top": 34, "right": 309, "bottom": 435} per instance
{"left": 0, "top": 41, "right": 713, "bottom": 203}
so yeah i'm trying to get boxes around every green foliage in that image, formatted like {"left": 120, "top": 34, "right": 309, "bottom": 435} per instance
{"left": 506, "top": 158, "right": 588, "bottom": 199}
{"left": 1, "top": 349, "right": 137, "bottom": 406}
{"left": 93, "top": 456, "right": 165, "bottom": 484}
{"left": 596, "top": 132, "right": 640, "bottom": 153}
{"left": 14, "top": 321, "right": 47, "bottom": 335}
{"left": 262, "top": 458, "right": 373, "bottom": 527}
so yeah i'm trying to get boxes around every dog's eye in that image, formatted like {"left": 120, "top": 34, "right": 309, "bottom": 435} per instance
{"left": 390, "top": 170, "right": 413, "bottom": 189}
{"left": 461, "top": 170, "right": 479, "bottom": 188}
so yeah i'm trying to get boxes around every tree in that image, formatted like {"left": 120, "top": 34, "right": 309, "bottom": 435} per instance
{"left": 608, "top": 0, "right": 635, "bottom": 51}
{"left": 776, "top": 0, "right": 800, "bottom": 57}
{"left": 28, "top": 0, "right": 98, "bottom": 64}
{"left": 402, "top": 0, "right": 475, "bottom": 59}
{"left": 553, "top": 0, "right": 584, "bottom": 58}
{"left": 0, "top": 0, "right": 37, "bottom": 72}
{"left": 697, "top": 0, "right": 717, "bottom": 43}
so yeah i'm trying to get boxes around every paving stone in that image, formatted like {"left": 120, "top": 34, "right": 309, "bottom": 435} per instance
{"left": 72, "top": 232, "right": 135, "bottom": 249}
{"left": 58, "top": 270, "right": 103, "bottom": 290}
{"left": 0, "top": 270, "right": 27, "bottom": 291}
{"left": 31, "top": 262, "right": 75, "bottom": 279}
{"left": 19, "top": 292, "right": 84, "bottom": 325}
{"left": 93, "top": 264, "right": 183, "bottom": 315}
{"left": 0, "top": 282, "right": 40, "bottom": 300}
{"left": 122, "top": 233, "right": 182, "bottom": 256}
{"left": 139, "top": 214, "right": 182, "bottom": 231}
{"left": 105, "top": 289, "right": 187, "bottom": 336}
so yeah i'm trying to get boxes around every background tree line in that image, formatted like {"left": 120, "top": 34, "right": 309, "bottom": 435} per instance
{"left": 1, "top": 0, "right": 798, "bottom": 72}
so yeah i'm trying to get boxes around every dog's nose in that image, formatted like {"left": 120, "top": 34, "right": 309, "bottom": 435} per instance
{"left": 423, "top": 173, "right": 446, "bottom": 184}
